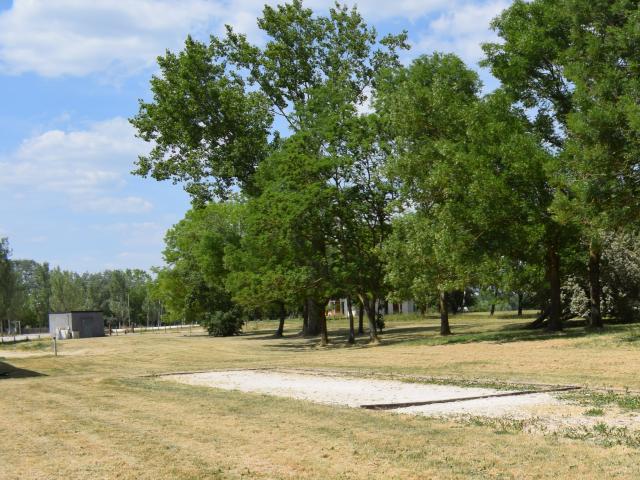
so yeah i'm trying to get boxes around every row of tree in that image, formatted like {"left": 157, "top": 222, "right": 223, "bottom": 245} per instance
{"left": 131, "top": 0, "right": 640, "bottom": 343}
{"left": 6, "top": 1, "right": 638, "bottom": 342}
{"left": 0, "top": 238, "right": 162, "bottom": 333}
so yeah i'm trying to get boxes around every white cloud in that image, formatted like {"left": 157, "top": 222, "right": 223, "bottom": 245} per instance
{"left": 412, "top": 0, "right": 509, "bottom": 66}
{"left": 0, "top": 117, "right": 153, "bottom": 214}
{"left": 0, "top": 0, "right": 224, "bottom": 77}
{"left": 0, "top": 0, "right": 501, "bottom": 78}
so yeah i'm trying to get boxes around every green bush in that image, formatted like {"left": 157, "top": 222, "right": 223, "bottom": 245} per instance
{"left": 202, "top": 308, "right": 244, "bottom": 336}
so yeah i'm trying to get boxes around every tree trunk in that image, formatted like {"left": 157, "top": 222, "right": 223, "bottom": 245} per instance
{"left": 588, "top": 239, "right": 603, "bottom": 329}
{"left": 439, "top": 291, "right": 452, "bottom": 336}
{"left": 489, "top": 286, "right": 497, "bottom": 316}
{"left": 517, "top": 292, "right": 523, "bottom": 316}
{"left": 527, "top": 306, "right": 549, "bottom": 329}
{"left": 319, "top": 303, "right": 329, "bottom": 346}
{"left": 363, "top": 297, "right": 380, "bottom": 344}
{"left": 346, "top": 296, "right": 355, "bottom": 344}
{"left": 275, "top": 302, "right": 286, "bottom": 337}
{"left": 546, "top": 242, "right": 562, "bottom": 332}
{"left": 461, "top": 289, "right": 467, "bottom": 314}
{"left": 302, "top": 300, "right": 309, "bottom": 335}
{"left": 305, "top": 298, "right": 322, "bottom": 336}
{"left": 357, "top": 302, "right": 364, "bottom": 335}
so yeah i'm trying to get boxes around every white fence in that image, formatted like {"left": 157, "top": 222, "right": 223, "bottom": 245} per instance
{"left": 0, "top": 333, "right": 50, "bottom": 343}
{"left": 108, "top": 324, "right": 199, "bottom": 335}
{"left": 0, "top": 324, "right": 200, "bottom": 343}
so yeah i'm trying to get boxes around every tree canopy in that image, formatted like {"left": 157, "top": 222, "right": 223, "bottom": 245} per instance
{"left": 119, "top": 0, "right": 640, "bottom": 341}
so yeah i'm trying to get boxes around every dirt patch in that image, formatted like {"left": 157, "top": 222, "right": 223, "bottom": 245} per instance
{"left": 163, "top": 369, "right": 640, "bottom": 436}
{"left": 164, "top": 369, "right": 558, "bottom": 415}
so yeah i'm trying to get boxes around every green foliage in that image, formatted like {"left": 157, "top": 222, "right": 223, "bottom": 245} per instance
{"left": 584, "top": 408, "right": 604, "bottom": 417}
{"left": 0, "top": 238, "right": 17, "bottom": 329}
{"left": 49, "top": 268, "right": 84, "bottom": 313}
{"left": 10, "top": 260, "right": 50, "bottom": 326}
{"left": 562, "top": 231, "right": 640, "bottom": 321}
{"left": 124, "top": 0, "right": 640, "bottom": 339}
{"left": 130, "top": 37, "right": 273, "bottom": 203}
{"left": 220, "top": 2, "right": 407, "bottom": 340}
{"left": 201, "top": 308, "right": 245, "bottom": 337}
{"left": 483, "top": 0, "right": 640, "bottom": 326}
{"left": 378, "top": 54, "right": 482, "bottom": 309}
{"left": 154, "top": 202, "right": 244, "bottom": 330}
{"left": 380, "top": 54, "right": 553, "bottom": 319}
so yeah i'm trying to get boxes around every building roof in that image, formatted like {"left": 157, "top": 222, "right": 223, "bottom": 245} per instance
{"left": 49, "top": 310, "right": 103, "bottom": 314}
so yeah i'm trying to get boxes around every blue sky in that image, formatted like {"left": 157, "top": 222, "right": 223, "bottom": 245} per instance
{"left": 0, "top": 0, "right": 508, "bottom": 272}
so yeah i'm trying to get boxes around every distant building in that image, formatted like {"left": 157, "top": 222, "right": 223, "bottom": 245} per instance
{"left": 49, "top": 311, "right": 105, "bottom": 339}
{"left": 327, "top": 299, "right": 417, "bottom": 317}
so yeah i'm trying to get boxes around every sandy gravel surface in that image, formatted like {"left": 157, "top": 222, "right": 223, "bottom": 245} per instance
{"left": 165, "top": 369, "right": 558, "bottom": 416}
{"left": 163, "top": 370, "right": 640, "bottom": 434}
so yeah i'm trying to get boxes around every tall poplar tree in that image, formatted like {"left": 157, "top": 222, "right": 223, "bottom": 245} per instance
{"left": 132, "top": 1, "right": 407, "bottom": 344}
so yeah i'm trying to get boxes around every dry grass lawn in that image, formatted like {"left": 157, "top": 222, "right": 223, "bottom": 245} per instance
{"left": 2, "top": 312, "right": 640, "bottom": 479}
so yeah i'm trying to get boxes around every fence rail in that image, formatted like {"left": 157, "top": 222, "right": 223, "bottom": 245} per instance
{"left": 108, "top": 324, "right": 200, "bottom": 335}
{"left": 0, "top": 324, "right": 201, "bottom": 343}
{"left": 0, "top": 333, "right": 50, "bottom": 343}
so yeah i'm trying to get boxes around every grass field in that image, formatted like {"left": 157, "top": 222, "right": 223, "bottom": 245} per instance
{"left": 2, "top": 312, "right": 640, "bottom": 479}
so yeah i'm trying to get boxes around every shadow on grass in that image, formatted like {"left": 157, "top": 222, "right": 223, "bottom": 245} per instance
{"left": 232, "top": 315, "right": 640, "bottom": 350}
{"left": 240, "top": 328, "right": 282, "bottom": 337}
{"left": 379, "top": 319, "right": 621, "bottom": 347}
{"left": 0, "top": 361, "right": 46, "bottom": 379}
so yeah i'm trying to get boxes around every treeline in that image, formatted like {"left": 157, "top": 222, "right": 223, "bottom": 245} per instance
{"left": 135, "top": 1, "right": 639, "bottom": 342}
{"left": 134, "top": 0, "right": 640, "bottom": 342}
{"left": 0, "top": 238, "right": 162, "bottom": 332}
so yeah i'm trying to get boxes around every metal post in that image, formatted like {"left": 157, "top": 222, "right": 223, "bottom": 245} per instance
{"left": 53, "top": 337, "right": 57, "bottom": 356}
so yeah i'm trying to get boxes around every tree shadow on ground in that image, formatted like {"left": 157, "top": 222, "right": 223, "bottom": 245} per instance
{"left": 240, "top": 324, "right": 290, "bottom": 337}
{"left": 0, "top": 361, "right": 46, "bottom": 379}
{"left": 385, "top": 319, "right": 609, "bottom": 347}
{"left": 237, "top": 316, "right": 640, "bottom": 350}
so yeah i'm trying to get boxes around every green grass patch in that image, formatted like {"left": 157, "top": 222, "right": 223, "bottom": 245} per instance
{"left": 563, "top": 423, "right": 640, "bottom": 448}
{"left": 561, "top": 390, "right": 640, "bottom": 411}
{"left": 584, "top": 408, "right": 605, "bottom": 416}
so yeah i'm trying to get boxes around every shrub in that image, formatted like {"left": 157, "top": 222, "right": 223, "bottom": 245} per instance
{"left": 202, "top": 308, "right": 244, "bottom": 336}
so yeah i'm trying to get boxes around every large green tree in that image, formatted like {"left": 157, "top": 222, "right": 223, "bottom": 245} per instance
{"left": 331, "top": 114, "right": 397, "bottom": 343}
{"left": 132, "top": 1, "right": 407, "bottom": 344}
{"left": 483, "top": 0, "right": 640, "bottom": 328}
{"left": 157, "top": 202, "right": 244, "bottom": 333}
{"left": 378, "top": 53, "right": 483, "bottom": 335}
{"left": 380, "top": 53, "right": 562, "bottom": 332}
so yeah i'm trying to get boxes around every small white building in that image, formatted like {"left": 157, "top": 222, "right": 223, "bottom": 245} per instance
{"left": 49, "top": 311, "right": 105, "bottom": 339}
